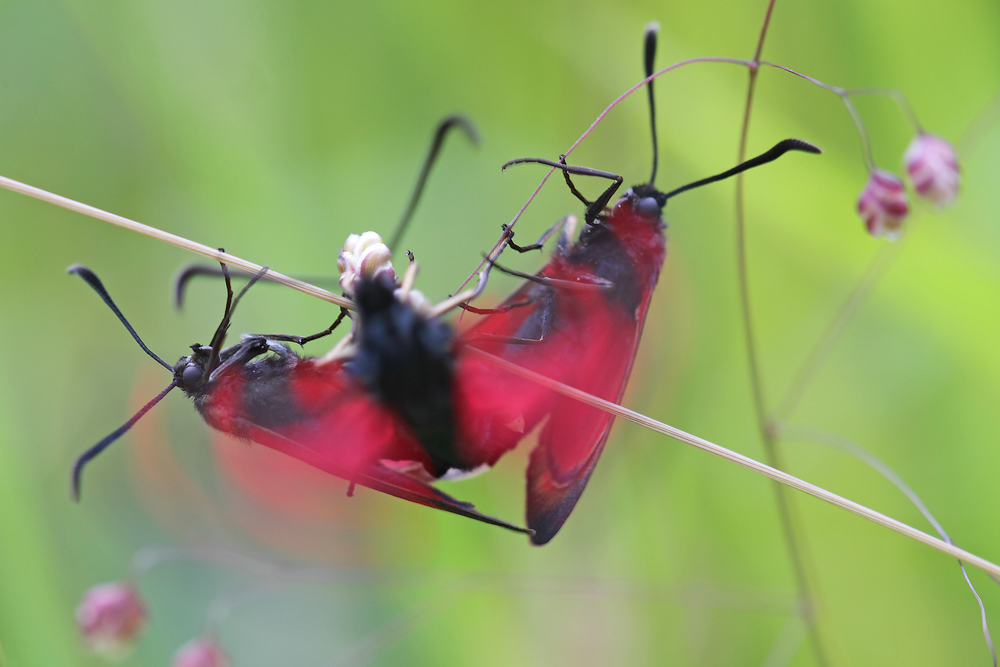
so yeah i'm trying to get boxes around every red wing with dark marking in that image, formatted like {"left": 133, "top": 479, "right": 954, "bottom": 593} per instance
{"left": 463, "top": 197, "right": 666, "bottom": 544}
{"left": 201, "top": 356, "right": 531, "bottom": 534}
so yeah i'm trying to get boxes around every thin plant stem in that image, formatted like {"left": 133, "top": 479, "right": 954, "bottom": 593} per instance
{"left": 779, "top": 424, "right": 997, "bottom": 667}
{"left": 770, "top": 82, "right": 1000, "bottom": 427}
{"left": 760, "top": 610, "right": 809, "bottom": 667}
{"left": 757, "top": 86, "right": 1000, "bottom": 665}
{"left": 456, "top": 55, "right": 753, "bottom": 294}
{"left": 467, "top": 346, "right": 1000, "bottom": 579}
{"left": 770, "top": 235, "right": 907, "bottom": 424}
{"left": 848, "top": 87, "right": 923, "bottom": 132}
{"left": 0, "top": 174, "right": 353, "bottom": 310}
{"left": 329, "top": 591, "right": 460, "bottom": 667}
{"left": 126, "top": 545, "right": 802, "bottom": 609}
{"left": 958, "top": 88, "right": 1000, "bottom": 157}
{"left": 733, "top": 3, "right": 832, "bottom": 665}
{"left": 201, "top": 583, "right": 283, "bottom": 638}
{"left": 127, "top": 546, "right": 392, "bottom": 587}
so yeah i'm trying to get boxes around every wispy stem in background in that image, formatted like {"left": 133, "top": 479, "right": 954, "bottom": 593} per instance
{"left": 734, "top": 1, "right": 832, "bottom": 664}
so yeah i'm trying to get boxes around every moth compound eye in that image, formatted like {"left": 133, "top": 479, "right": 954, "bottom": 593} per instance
{"left": 182, "top": 364, "right": 203, "bottom": 388}
{"left": 635, "top": 196, "right": 661, "bottom": 219}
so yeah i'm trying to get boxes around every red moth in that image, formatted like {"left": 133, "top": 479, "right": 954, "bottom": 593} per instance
{"left": 69, "top": 260, "right": 531, "bottom": 534}
{"left": 69, "top": 118, "right": 533, "bottom": 534}
{"left": 71, "top": 28, "right": 816, "bottom": 544}
{"left": 457, "top": 25, "right": 819, "bottom": 543}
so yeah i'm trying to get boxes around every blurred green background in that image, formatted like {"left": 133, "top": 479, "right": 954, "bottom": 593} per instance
{"left": 0, "top": 0, "right": 998, "bottom": 665}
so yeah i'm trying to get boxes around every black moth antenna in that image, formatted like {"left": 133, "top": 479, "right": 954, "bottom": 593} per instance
{"left": 387, "top": 115, "right": 480, "bottom": 252}
{"left": 644, "top": 21, "right": 660, "bottom": 187}
{"left": 71, "top": 380, "right": 177, "bottom": 502}
{"left": 503, "top": 22, "right": 820, "bottom": 223}
{"left": 661, "top": 138, "right": 821, "bottom": 201}
{"left": 68, "top": 265, "right": 174, "bottom": 372}
{"left": 501, "top": 23, "right": 662, "bottom": 227}
{"left": 68, "top": 258, "right": 269, "bottom": 500}
{"left": 172, "top": 117, "right": 479, "bottom": 308}
{"left": 67, "top": 265, "right": 178, "bottom": 500}
{"left": 502, "top": 138, "right": 820, "bottom": 226}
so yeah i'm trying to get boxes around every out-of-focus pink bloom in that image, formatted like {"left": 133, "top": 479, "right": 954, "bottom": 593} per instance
{"left": 172, "top": 638, "right": 230, "bottom": 667}
{"left": 857, "top": 169, "right": 909, "bottom": 240}
{"left": 76, "top": 581, "right": 147, "bottom": 658}
{"left": 904, "top": 133, "right": 960, "bottom": 207}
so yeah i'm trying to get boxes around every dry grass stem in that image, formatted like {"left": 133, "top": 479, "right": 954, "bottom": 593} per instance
{"left": 0, "top": 174, "right": 353, "bottom": 310}
{"left": 468, "top": 347, "right": 1000, "bottom": 579}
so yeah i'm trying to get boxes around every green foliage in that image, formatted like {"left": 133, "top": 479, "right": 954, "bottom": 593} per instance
{"left": 0, "top": 0, "right": 998, "bottom": 665}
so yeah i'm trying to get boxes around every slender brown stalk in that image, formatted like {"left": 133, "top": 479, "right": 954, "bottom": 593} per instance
{"left": 771, "top": 238, "right": 905, "bottom": 423}
{"left": 734, "top": 2, "right": 832, "bottom": 665}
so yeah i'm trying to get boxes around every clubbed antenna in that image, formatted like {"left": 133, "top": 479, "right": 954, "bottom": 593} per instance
{"left": 69, "top": 260, "right": 268, "bottom": 500}
{"left": 67, "top": 265, "right": 181, "bottom": 500}
{"left": 72, "top": 380, "right": 177, "bottom": 500}
{"left": 68, "top": 265, "right": 173, "bottom": 371}
{"left": 644, "top": 22, "right": 660, "bottom": 186}
{"left": 662, "top": 139, "right": 822, "bottom": 201}
{"left": 388, "top": 115, "right": 481, "bottom": 251}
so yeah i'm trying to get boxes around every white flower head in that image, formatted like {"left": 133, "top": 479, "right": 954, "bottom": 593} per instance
{"left": 338, "top": 231, "right": 397, "bottom": 297}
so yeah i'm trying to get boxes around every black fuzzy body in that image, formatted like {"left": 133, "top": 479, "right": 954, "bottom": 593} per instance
{"left": 351, "top": 277, "right": 458, "bottom": 475}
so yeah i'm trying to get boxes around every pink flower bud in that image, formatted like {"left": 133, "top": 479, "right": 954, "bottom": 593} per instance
{"left": 172, "top": 638, "right": 230, "bottom": 667}
{"left": 76, "top": 582, "right": 147, "bottom": 658}
{"left": 904, "top": 132, "right": 960, "bottom": 207}
{"left": 857, "top": 169, "right": 909, "bottom": 240}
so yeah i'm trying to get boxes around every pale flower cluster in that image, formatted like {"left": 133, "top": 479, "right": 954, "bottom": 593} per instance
{"left": 337, "top": 231, "right": 397, "bottom": 297}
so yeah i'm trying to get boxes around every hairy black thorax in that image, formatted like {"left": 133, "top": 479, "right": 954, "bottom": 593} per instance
{"left": 351, "top": 276, "right": 458, "bottom": 475}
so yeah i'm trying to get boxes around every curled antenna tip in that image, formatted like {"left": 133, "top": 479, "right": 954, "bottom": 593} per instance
{"left": 775, "top": 138, "right": 822, "bottom": 155}
{"left": 799, "top": 139, "right": 822, "bottom": 154}
{"left": 442, "top": 115, "right": 482, "bottom": 147}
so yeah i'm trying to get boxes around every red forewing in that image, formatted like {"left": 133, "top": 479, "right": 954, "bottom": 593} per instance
{"left": 464, "top": 196, "right": 667, "bottom": 543}
{"left": 198, "top": 353, "right": 531, "bottom": 534}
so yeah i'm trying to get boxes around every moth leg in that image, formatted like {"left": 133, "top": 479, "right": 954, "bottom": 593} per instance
{"left": 462, "top": 332, "right": 546, "bottom": 346}
{"left": 486, "top": 257, "right": 613, "bottom": 292}
{"left": 458, "top": 297, "right": 534, "bottom": 315}
{"left": 502, "top": 156, "right": 623, "bottom": 225}
{"left": 503, "top": 214, "right": 577, "bottom": 254}
{"left": 558, "top": 155, "right": 593, "bottom": 210}
{"left": 465, "top": 295, "right": 555, "bottom": 347}
{"left": 555, "top": 155, "right": 623, "bottom": 225}
{"left": 250, "top": 307, "right": 351, "bottom": 346}
{"left": 209, "top": 337, "right": 273, "bottom": 383}
{"left": 173, "top": 264, "right": 338, "bottom": 310}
